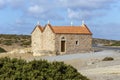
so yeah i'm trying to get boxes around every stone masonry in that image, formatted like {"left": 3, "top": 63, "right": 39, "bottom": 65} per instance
{"left": 55, "top": 34, "right": 92, "bottom": 54}
{"left": 31, "top": 23, "right": 92, "bottom": 56}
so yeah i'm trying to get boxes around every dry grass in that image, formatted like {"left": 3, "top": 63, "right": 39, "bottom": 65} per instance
{"left": 0, "top": 53, "right": 33, "bottom": 60}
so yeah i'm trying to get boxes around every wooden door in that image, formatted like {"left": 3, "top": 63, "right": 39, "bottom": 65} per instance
{"left": 61, "top": 41, "right": 65, "bottom": 52}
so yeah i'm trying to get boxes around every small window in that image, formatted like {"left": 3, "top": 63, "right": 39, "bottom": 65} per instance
{"left": 75, "top": 41, "right": 79, "bottom": 45}
{"left": 61, "top": 37, "right": 65, "bottom": 39}
{"left": 61, "top": 36, "right": 66, "bottom": 41}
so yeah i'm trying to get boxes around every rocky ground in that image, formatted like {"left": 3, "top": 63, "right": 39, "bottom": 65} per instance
{"left": 0, "top": 47, "right": 120, "bottom": 80}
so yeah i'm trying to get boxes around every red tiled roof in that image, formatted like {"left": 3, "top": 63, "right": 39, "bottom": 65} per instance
{"left": 31, "top": 25, "right": 43, "bottom": 34}
{"left": 52, "top": 26, "right": 92, "bottom": 34}
{"left": 32, "top": 24, "right": 92, "bottom": 35}
{"left": 49, "top": 24, "right": 92, "bottom": 35}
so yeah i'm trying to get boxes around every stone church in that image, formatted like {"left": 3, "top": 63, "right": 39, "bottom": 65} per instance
{"left": 31, "top": 21, "right": 92, "bottom": 56}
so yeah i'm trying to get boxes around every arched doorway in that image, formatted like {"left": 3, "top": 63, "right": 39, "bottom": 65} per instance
{"left": 61, "top": 37, "right": 66, "bottom": 52}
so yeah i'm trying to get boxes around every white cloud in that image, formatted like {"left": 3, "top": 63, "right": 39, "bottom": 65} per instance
{"left": 28, "top": 5, "right": 45, "bottom": 14}
{"left": 0, "top": 0, "right": 6, "bottom": 8}
{"left": 1, "top": 0, "right": 119, "bottom": 20}
{"left": 0, "top": 0, "right": 26, "bottom": 9}
{"left": 26, "top": 0, "right": 119, "bottom": 20}
{"left": 0, "top": 0, "right": 4, "bottom": 4}
{"left": 66, "top": 0, "right": 119, "bottom": 20}
{"left": 7, "top": 0, "right": 25, "bottom": 9}
{"left": 59, "top": 0, "right": 118, "bottom": 10}
{"left": 67, "top": 8, "right": 105, "bottom": 20}
{"left": 67, "top": 8, "right": 80, "bottom": 19}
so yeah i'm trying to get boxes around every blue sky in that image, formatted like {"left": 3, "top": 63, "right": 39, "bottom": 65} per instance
{"left": 0, "top": 0, "right": 120, "bottom": 40}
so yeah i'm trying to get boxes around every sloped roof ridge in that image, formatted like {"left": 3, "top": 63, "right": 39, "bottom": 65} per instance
{"left": 82, "top": 24, "right": 92, "bottom": 35}
{"left": 32, "top": 24, "right": 92, "bottom": 35}
{"left": 42, "top": 24, "right": 55, "bottom": 33}
{"left": 31, "top": 25, "right": 43, "bottom": 34}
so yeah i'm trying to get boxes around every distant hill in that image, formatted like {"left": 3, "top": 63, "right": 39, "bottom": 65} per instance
{"left": 0, "top": 34, "right": 31, "bottom": 51}
{"left": 0, "top": 34, "right": 120, "bottom": 52}
{"left": 93, "top": 38, "right": 120, "bottom": 46}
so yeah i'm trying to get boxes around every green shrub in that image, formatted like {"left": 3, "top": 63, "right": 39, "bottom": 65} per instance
{"left": 3, "top": 40, "right": 13, "bottom": 45}
{"left": 110, "top": 41, "right": 120, "bottom": 46}
{"left": 0, "top": 34, "right": 31, "bottom": 47}
{"left": 102, "top": 57, "right": 114, "bottom": 61}
{"left": 0, "top": 47, "right": 6, "bottom": 53}
{"left": 20, "top": 41, "right": 31, "bottom": 46}
{"left": 0, "top": 57, "right": 89, "bottom": 80}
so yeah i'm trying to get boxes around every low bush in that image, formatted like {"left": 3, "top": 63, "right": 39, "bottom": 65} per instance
{"left": 3, "top": 40, "right": 13, "bottom": 45}
{"left": 0, "top": 34, "right": 31, "bottom": 47}
{"left": 0, "top": 57, "right": 89, "bottom": 80}
{"left": 110, "top": 41, "right": 120, "bottom": 46}
{"left": 20, "top": 40, "right": 31, "bottom": 47}
{"left": 102, "top": 57, "right": 114, "bottom": 61}
{"left": 0, "top": 47, "right": 6, "bottom": 53}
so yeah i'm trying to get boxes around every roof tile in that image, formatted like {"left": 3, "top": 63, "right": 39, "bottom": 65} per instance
{"left": 51, "top": 25, "right": 92, "bottom": 34}
{"left": 32, "top": 24, "right": 92, "bottom": 35}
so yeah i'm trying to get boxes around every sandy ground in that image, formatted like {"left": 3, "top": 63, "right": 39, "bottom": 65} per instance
{"left": 0, "top": 48, "right": 120, "bottom": 80}
{"left": 0, "top": 52, "right": 33, "bottom": 60}
{"left": 39, "top": 50, "right": 120, "bottom": 80}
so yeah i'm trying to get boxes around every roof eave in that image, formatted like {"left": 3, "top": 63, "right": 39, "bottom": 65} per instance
{"left": 43, "top": 24, "right": 55, "bottom": 33}
{"left": 55, "top": 33, "right": 92, "bottom": 35}
{"left": 31, "top": 25, "right": 42, "bottom": 34}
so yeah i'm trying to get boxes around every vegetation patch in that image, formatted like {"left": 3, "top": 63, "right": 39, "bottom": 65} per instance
{"left": 0, "top": 34, "right": 31, "bottom": 47}
{"left": 0, "top": 57, "right": 89, "bottom": 80}
{"left": 0, "top": 47, "right": 6, "bottom": 53}
{"left": 110, "top": 41, "right": 120, "bottom": 46}
{"left": 102, "top": 57, "right": 114, "bottom": 61}
{"left": 20, "top": 40, "right": 31, "bottom": 47}
{"left": 3, "top": 40, "right": 13, "bottom": 46}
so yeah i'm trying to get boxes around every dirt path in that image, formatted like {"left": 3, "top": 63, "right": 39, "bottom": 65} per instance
{"left": 80, "top": 65, "right": 120, "bottom": 80}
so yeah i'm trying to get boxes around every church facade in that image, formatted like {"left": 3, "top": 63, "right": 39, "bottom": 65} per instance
{"left": 31, "top": 22, "right": 92, "bottom": 56}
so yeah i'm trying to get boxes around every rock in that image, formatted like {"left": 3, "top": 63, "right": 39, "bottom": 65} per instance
{"left": 8, "top": 48, "right": 31, "bottom": 54}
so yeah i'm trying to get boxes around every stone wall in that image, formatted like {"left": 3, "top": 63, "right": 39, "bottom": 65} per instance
{"left": 55, "top": 34, "right": 92, "bottom": 54}
{"left": 31, "top": 27, "right": 43, "bottom": 53}
{"left": 42, "top": 25, "right": 55, "bottom": 51}
{"left": 32, "top": 25, "right": 55, "bottom": 55}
